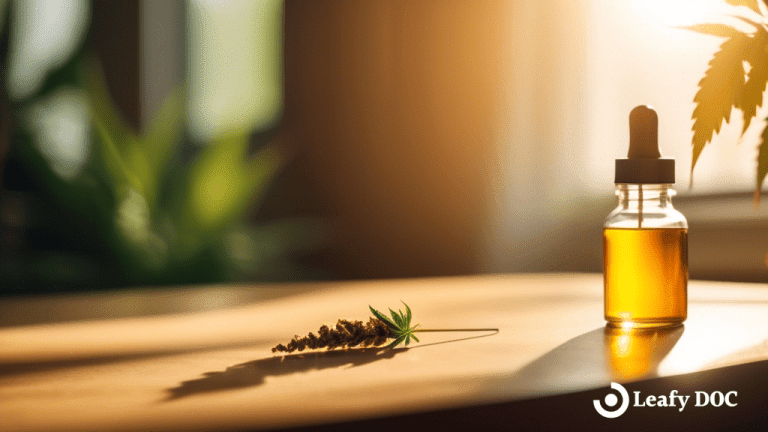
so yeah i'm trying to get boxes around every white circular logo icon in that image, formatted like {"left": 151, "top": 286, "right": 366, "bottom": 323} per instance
{"left": 594, "top": 382, "right": 630, "bottom": 418}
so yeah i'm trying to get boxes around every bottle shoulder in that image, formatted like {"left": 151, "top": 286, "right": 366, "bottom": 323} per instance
{"left": 603, "top": 205, "right": 688, "bottom": 229}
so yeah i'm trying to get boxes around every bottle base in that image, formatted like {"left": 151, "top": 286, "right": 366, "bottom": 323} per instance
{"left": 605, "top": 317, "right": 685, "bottom": 329}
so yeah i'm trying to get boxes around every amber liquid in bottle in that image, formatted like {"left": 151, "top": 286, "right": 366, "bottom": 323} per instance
{"left": 603, "top": 227, "right": 687, "bottom": 327}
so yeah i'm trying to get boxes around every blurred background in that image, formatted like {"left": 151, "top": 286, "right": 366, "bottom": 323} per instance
{"left": 1, "top": 0, "right": 767, "bottom": 296}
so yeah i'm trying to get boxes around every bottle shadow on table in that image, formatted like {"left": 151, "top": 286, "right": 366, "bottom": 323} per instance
{"left": 487, "top": 325, "right": 684, "bottom": 398}
{"left": 164, "top": 331, "right": 499, "bottom": 402}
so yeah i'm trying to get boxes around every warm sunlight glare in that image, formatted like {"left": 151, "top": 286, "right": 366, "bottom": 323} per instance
{"left": 641, "top": 0, "right": 734, "bottom": 27}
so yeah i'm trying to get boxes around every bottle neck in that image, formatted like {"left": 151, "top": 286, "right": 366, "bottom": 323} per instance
{"left": 615, "top": 184, "right": 675, "bottom": 210}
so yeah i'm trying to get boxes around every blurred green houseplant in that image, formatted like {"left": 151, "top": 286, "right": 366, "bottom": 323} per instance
{"left": 83, "top": 61, "right": 288, "bottom": 285}
{"left": 0, "top": 0, "right": 319, "bottom": 289}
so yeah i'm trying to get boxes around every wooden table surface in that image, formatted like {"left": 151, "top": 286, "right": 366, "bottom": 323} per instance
{"left": 1, "top": 273, "right": 767, "bottom": 431}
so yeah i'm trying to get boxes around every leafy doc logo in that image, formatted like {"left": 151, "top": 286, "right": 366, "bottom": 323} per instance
{"left": 594, "top": 382, "right": 630, "bottom": 418}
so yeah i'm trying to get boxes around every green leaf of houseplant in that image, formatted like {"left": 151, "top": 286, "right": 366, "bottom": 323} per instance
{"left": 690, "top": 31, "right": 752, "bottom": 178}
{"left": 185, "top": 134, "right": 281, "bottom": 233}
{"left": 139, "top": 85, "right": 185, "bottom": 180}
{"left": 85, "top": 59, "right": 147, "bottom": 202}
{"left": 92, "top": 116, "right": 143, "bottom": 196}
{"left": 83, "top": 58, "right": 134, "bottom": 153}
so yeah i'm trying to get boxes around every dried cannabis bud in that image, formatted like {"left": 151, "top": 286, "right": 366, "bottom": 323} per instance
{"left": 272, "top": 318, "right": 393, "bottom": 353}
{"left": 271, "top": 302, "right": 496, "bottom": 354}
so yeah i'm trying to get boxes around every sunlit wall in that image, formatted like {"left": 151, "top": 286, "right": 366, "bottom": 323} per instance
{"left": 2, "top": 0, "right": 766, "bottom": 291}
{"left": 486, "top": 0, "right": 768, "bottom": 278}
{"left": 584, "top": 0, "right": 760, "bottom": 195}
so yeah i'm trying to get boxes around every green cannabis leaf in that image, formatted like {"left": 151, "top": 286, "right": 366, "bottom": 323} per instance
{"left": 369, "top": 302, "right": 420, "bottom": 348}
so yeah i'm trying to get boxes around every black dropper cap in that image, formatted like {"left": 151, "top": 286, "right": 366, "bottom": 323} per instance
{"left": 614, "top": 105, "right": 675, "bottom": 184}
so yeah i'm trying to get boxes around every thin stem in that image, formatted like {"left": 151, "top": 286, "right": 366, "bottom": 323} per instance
{"left": 638, "top": 184, "right": 643, "bottom": 229}
{"left": 414, "top": 328, "right": 499, "bottom": 333}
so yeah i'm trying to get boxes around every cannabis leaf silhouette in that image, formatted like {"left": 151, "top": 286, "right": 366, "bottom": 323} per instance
{"left": 735, "top": 21, "right": 768, "bottom": 134}
{"left": 682, "top": 23, "right": 743, "bottom": 38}
{"left": 758, "top": 119, "right": 768, "bottom": 198}
{"left": 683, "top": 1, "right": 768, "bottom": 204}
{"left": 724, "top": 0, "right": 762, "bottom": 16}
{"left": 690, "top": 30, "right": 750, "bottom": 173}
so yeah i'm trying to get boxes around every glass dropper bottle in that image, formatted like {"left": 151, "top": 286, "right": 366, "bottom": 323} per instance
{"left": 603, "top": 106, "right": 688, "bottom": 328}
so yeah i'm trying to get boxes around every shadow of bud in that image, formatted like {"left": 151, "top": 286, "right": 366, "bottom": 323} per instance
{"left": 164, "top": 347, "right": 405, "bottom": 401}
